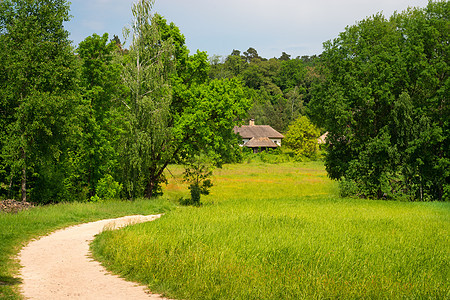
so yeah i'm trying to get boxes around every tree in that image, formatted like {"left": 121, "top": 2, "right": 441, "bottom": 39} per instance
{"left": 243, "top": 47, "right": 262, "bottom": 63}
{"left": 0, "top": 0, "right": 81, "bottom": 202}
{"left": 224, "top": 49, "right": 247, "bottom": 77}
{"left": 181, "top": 153, "right": 214, "bottom": 206}
{"left": 119, "top": 0, "right": 175, "bottom": 199}
{"left": 119, "top": 0, "right": 250, "bottom": 199}
{"left": 279, "top": 52, "right": 291, "bottom": 61}
{"left": 274, "top": 58, "right": 307, "bottom": 92}
{"left": 309, "top": 1, "right": 449, "bottom": 200}
{"left": 209, "top": 49, "right": 313, "bottom": 133}
{"left": 77, "top": 33, "right": 124, "bottom": 198}
{"left": 284, "top": 116, "right": 320, "bottom": 158}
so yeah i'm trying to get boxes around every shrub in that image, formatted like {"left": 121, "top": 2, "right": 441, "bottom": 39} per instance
{"left": 91, "top": 174, "right": 123, "bottom": 201}
{"left": 284, "top": 116, "right": 321, "bottom": 159}
{"left": 182, "top": 154, "right": 214, "bottom": 206}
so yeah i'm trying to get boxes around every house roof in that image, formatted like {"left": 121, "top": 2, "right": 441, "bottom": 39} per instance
{"left": 244, "top": 137, "right": 278, "bottom": 148}
{"left": 318, "top": 132, "right": 328, "bottom": 144}
{"left": 233, "top": 125, "right": 284, "bottom": 139}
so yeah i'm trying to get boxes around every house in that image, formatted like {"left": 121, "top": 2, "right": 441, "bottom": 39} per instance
{"left": 318, "top": 132, "right": 328, "bottom": 144}
{"left": 233, "top": 119, "right": 284, "bottom": 153}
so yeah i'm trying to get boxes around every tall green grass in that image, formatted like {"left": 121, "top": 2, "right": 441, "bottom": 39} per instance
{"left": 92, "top": 162, "right": 449, "bottom": 299}
{"left": 0, "top": 198, "right": 173, "bottom": 299}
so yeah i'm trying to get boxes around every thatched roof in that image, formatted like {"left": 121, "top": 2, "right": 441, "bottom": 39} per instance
{"left": 244, "top": 137, "right": 278, "bottom": 148}
{"left": 233, "top": 125, "right": 284, "bottom": 139}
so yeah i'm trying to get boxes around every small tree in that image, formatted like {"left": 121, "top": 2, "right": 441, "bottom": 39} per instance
{"left": 182, "top": 154, "right": 214, "bottom": 206}
{"left": 284, "top": 116, "right": 321, "bottom": 159}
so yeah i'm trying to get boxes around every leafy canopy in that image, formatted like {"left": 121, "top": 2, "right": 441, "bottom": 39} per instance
{"left": 284, "top": 116, "right": 321, "bottom": 159}
{"left": 309, "top": 1, "right": 449, "bottom": 200}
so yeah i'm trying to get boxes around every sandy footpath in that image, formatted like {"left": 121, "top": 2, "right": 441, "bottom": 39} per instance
{"left": 18, "top": 215, "right": 168, "bottom": 300}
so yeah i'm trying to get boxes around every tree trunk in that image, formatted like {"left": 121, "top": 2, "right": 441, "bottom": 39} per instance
{"left": 144, "top": 180, "right": 154, "bottom": 198}
{"left": 8, "top": 173, "right": 13, "bottom": 199}
{"left": 21, "top": 147, "right": 26, "bottom": 202}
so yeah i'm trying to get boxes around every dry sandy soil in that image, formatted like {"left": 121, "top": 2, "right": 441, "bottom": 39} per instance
{"left": 19, "top": 215, "right": 169, "bottom": 300}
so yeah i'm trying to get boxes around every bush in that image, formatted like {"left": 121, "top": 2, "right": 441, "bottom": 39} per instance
{"left": 284, "top": 116, "right": 321, "bottom": 159}
{"left": 182, "top": 154, "right": 214, "bottom": 206}
{"left": 338, "top": 178, "right": 359, "bottom": 198}
{"left": 90, "top": 174, "right": 123, "bottom": 201}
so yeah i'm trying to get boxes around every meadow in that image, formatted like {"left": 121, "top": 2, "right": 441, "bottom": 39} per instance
{"left": 0, "top": 198, "right": 174, "bottom": 299}
{"left": 92, "top": 161, "right": 449, "bottom": 299}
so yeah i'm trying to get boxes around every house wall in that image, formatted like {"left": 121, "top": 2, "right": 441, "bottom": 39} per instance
{"left": 271, "top": 139, "right": 282, "bottom": 146}
{"left": 240, "top": 138, "right": 250, "bottom": 146}
{"left": 239, "top": 138, "right": 282, "bottom": 147}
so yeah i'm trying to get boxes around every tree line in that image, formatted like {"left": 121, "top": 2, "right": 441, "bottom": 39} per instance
{"left": 309, "top": 0, "right": 449, "bottom": 201}
{"left": 0, "top": 0, "right": 447, "bottom": 202}
{"left": 205, "top": 0, "right": 449, "bottom": 201}
{"left": 0, "top": 0, "right": 250, "bottom": 204}
{"left": 208, "top": 49, "right": 320, "bottom": 133}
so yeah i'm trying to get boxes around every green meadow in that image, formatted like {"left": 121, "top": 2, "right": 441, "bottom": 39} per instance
{"left": 92, "top": 161, "right": 449, "bottom": 299}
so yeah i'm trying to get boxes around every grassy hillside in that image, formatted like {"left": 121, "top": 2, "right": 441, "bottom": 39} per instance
{"left": 92, "top": 162, "right": 449, "bottom": 299}
{"left": 0, "top": 199, "right": 174, "bottom": 299}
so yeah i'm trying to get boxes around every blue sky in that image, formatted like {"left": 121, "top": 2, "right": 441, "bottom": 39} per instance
{"left": 65, "top": 0, "right": 429, "bottom": 59}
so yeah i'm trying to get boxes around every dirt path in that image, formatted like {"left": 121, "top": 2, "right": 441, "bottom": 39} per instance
{"left": 19, "top": 215, "right": 167, "bottom": 299}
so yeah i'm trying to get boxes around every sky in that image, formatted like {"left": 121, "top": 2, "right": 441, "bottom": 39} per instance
{"left": 65, "top": 0, "right": 430, "bottom": 59}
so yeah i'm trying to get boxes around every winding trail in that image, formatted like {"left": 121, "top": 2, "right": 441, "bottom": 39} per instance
{"left": 19, "top": 215, "right": 167, "bottom": 299}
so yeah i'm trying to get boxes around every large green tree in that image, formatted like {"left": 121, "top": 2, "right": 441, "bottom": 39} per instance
{"left": 0, "top": 0, "right": 81, "bottom": 202}
{"left": 77, "top": 33, "right": 124, "bottom": 198}
{"left": 119, "top": 0, "right": 175, "bottom": 199}
{"left": 119, "top": 0, "right": 249, "bottom": 199}
{"left": 309, "top": 1, "right": 449, "bottom": 200}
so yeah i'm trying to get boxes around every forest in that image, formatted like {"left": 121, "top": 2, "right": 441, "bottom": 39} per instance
{"left": 0, "top": 0, "right": 448, "bottom": 203}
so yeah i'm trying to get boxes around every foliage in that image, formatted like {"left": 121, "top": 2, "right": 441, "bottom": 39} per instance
{"left": 175, "top": 78, "right": 250, "bottom": 164}
{"left": 90, "top": 174, "right": 123, "bottom": 202}
{"left": 119, "top": 0, "right": 176, "bottom": 199}
{"left": 240, "top": 147, "right": 296, "bottom": 164}
{"left": 309, "top": 1, "right": 449, "bottom": 200}
{"left": 0, "top": 0, "right": 317, "bottom": 203}
{"left": 0, "top": 0, "right": 82, "bottom": 203}
{"left": 209, "top": 49, "right": 319, "bottom": 132}
{"left": 180, "top": 154, "right": 214, "bottom": 206}
{"left": 119, "top": 1, "right": 250, "bottom": 199}
{"left": 77, "top": 33, "right": 124, "bottom": 199}
{"left": 92, "top": 162, "right": 449, "bottom": 299}
{"left": 338, "top": 177, "right": 359, "bottom": 198}
{"left": 284, "top": 116, "right": 321, "bottom": 159}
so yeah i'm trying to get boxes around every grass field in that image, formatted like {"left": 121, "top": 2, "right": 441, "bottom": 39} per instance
{"left": 0, "top": 198, "right": 173, "bottom": 299}
{"left": 92, "top": 161, "right": 450, "bottom": 299}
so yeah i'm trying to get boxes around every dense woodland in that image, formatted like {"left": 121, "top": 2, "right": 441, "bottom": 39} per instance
{"left": 208, "top": 49, "right": 320, "bottom": 133}
{"left": 0, "top": 0, "right": 448, "bottom": 202}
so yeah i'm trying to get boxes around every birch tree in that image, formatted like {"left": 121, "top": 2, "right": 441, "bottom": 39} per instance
{"left": 120, "top": 0, "right": 175, "bottom": 198}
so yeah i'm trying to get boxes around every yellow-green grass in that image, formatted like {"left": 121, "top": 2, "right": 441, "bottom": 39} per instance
{"left": 165, "top": 161, "right": 337, "bottom": 202}
{"left": 0, "top": 198, "right": 174, "bottom": 299}
{"left": 92, "top": 162, "right": 449, "bottom": 299}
